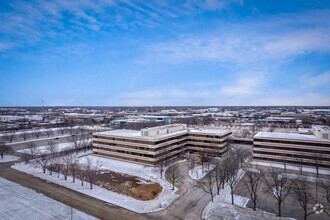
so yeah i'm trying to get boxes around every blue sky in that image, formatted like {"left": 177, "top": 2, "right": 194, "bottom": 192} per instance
{"left": 0, "top": 0, "right": 329, "bottom": 106}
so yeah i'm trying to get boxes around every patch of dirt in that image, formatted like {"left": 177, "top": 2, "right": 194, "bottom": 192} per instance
{"left": 96, "top": 169, "right": 162, "bottom": 201}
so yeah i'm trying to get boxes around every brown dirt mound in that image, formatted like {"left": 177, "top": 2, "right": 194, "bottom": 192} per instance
{"left": 96, "top": 169, "right": 162, "bottom": 201}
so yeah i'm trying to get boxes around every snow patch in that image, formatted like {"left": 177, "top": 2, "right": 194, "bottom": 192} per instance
{"left": 0, "top": 155, "right": 20, "bottom": 163}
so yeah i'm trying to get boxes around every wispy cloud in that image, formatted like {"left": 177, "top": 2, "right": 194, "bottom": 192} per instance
{"left": 137, "top": 10, "right": 330, "bottom": 65}
{"left": 300, "top": 71, "right": 330, "bottom": 88}
{"left": 0, "top": 0, "right": 242, "bottom": 53}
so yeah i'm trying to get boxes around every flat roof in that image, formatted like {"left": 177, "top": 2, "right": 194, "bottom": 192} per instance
{"left": 255, "top": 132, "right": 330, "bottom": 143}
{"left": 312, "top": 125, "right": 330, "bottom": 134}
{"left": 95, "top": 129, "right": 188, "bottom": 140}
{"left": 189, "top": 129, "right": 230, "bottom": 135}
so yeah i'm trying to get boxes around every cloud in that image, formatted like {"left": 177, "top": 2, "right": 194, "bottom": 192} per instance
{"left": 137, "top": 10, "right": 330, "bottom": 65}
{"left": 220, "top": 77, "right": 264, "bottom": 96}
{"left": 300, "top": 71, "right": 330, "bottom": 88}
{"left": 0, "top": 0, "right": 243, "bottom": 54}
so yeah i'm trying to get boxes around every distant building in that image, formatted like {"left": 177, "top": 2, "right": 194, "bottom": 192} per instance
{"left": 93, "top": 124, "right": 231, "bottom": 166}
{"left": 312, "top": 125, "right": 330, "bottom": 140}
{"left": 253, "top": 125, "right": 330, "bottom": 171}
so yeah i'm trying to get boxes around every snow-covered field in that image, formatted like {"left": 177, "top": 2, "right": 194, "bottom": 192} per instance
{"left": 16, "top": 141, "right": 91, "bottom": 155}
{"left": 0, "top": 177, "right": 97, "bottom": 220}
{"left": 188, "top": 164, "right": 215, "bottom": 180}
{"left": 250, "top": 161, "right": 330, "bottom": 175}
{"left": 13, "top": 155, "right": 180, "bottom": 213}
{"left": 0, "top": 155, "right": 20, "bottom": 163}
{"left": 7, "top": 134, "right": 71, "bottom": 145}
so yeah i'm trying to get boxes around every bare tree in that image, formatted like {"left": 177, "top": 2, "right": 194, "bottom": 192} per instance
{"left": 225, "top": 157, "right": 241, "bottom": 205}
{"left": 59, "top": 127, "right": 67, "bottom": 135}
{"left": 79, "top": 134, "right": 90, "bottom": 152}
{"left": 78, "top": 168, "right": 85, "bottom": 186}
{"left": 262, "top": 167, "right": 291, "bottom": 217}
{"left": 232, "top": 147, "right": 251, "bottom": 168}
{"left": 20, "top": 132, "right": 29, "bottom": 141}
{"left": 0, "top": 141, "right": 9, "bottom": 159}
{"left": 84, "top": 157, "right": 99, "bottom": 189}
{"left": 281, "top": 154, "right": 289, "bottom": 173}
{"left": 186, "top": 154, "right": 196, "bottom": 175}
{"left": 53, "top": 156, "right": 61, "bottom": 178}
{"left": 34, "top": 153, "right": 49, "bottom": 173}
{"left": 295, "top": 154, "right": 305, "bottom": 175}
{"left": 3, "top": 131, "right": 16, "bottom": 143}
{"left": 45, "top": 129, "right": 53, "bottom": 138}
{"left": 312, "top": 151, "right": 324, "bottom": 199}
{"left": 320, "top": 178, "right": 330, "bottom": 216}
{"left": 70, "top": 135, "right": 80, "bottom": 154}
{"left": 70, "top": 159, "right": 79, "bottom": 183}
{"left": 291, "top": 176, "right": 316, "bottom": 220}
{"left": 61, "top": 153, "right": 74, "bottom": 180}
{"left": 32, "top": 129, "right": 42, "bottom": 139}
{"left": 168, "top": 164, "right": 180, "bottom": 190}
{"left": 242, "top": 168, "right": 264, "bottom": 211}
{"left": 48, "top": 155, "right": 56, "bottom": 176}
{"left": 27, "top": 142, "right": 39, "bottom": 159}
{"left": 47, "top": 140, "right": 58, "bottom": 155}
{"left": 214, "top": 161, "right": 227, "bottom": 195}
{"left": 196, "top": 171, "right": 215, "bottom": 201}
{"left": 158, "top": 160, "right": 165, "bottom": 179}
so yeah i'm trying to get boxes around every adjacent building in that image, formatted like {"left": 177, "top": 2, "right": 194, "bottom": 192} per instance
{"left": 253, "top": 125, "right": 330, "bottom": 171}
{"left": 93, "top": 124, "right": 231, "bottom": 166}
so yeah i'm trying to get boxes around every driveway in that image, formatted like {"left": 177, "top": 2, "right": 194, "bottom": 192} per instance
{"left": 147, "top": 162, "right": 212, "bottom": 220}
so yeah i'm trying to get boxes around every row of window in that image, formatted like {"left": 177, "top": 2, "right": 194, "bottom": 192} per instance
{"left": 253, "top": 150, "right": 330, "bottom": 162}
{"left": 94, "top": 132, "right": 231, "bottom": 146}
{"left": 254, "top": 144, "right": 330, "bottom": 154}
{"left": 94, "top": 152, "right": 155, "bottom": 165}
{"left": 254, "top": 138, "right": 330, "bottom": 148}
{"left": 189, "top": 132, "right": 231, "bottom": 139}
{"left": 94, "top": 148, "right": 184, "bottom": 165}
{"left": 253, "top": 156, "right": 330, "bottom": 169}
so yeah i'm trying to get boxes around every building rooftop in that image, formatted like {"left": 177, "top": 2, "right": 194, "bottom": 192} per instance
{"left": 255, "top": 132, "right": 330, "bottom": 143}
{"left": 312, "top": 125, "right": 330, "bottom": 134}
{"left": 95, "top": 125, "right": 231, "bottom": 140}
{"left": 189, "top": 128, "right": 230, "bottom": 135}
{"left": 95, "top": 129, "right": 188, "bottom": 140}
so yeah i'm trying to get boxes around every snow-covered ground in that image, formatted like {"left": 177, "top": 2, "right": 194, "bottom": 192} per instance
{"left": 188, "top": 164, "right": 215, "bottom": 180}
{"left": 250, "top": 161, "right": 330, "bottom": 175}
{"left": 0, "top": 155, "right": 20, "bottom": 163}
{"left": 203, "top": 168, "right": 292, "bottom": 220}
{"left": 0, "top": 125, "right": 106, "bottom": 137}
{"left": 16, "top": 141, "right": 91, "bottom": 155}
{"left": 0, "top": 177, "right": 97, "bottom": 220}
{"left": 7, "top": 134, "right": 71, "bottom": 145}
{"left": 281, "top": 173, "right": 330, "bottom": 184}
{"left": 13, "top": 155, "right": 180, "bottom": 213}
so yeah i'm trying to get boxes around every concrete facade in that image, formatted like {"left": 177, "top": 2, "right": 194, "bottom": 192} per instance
{"left": 92, "top": 124, "right": 231, "bottom": 166}
{"left": 253, "top": 131, "right": 330, "bottom": 171}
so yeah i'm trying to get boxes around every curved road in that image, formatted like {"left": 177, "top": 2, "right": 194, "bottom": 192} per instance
{"left": 147, "top": 162, "right": 212, "bottom": 220}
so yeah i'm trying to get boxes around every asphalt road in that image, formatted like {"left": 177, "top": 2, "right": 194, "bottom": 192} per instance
{"left": 147, "top": 162, "right": 213, "bottom": 220}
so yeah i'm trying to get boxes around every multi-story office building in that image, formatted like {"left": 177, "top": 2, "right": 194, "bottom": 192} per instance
{"left": 253, "top": 126, "right": 330, "bottom": 170}
{"left": 93, "top": 124, "right": 231, "bottom": 166}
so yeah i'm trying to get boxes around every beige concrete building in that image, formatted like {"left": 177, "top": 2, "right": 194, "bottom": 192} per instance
{"left": 253, "top": 129, "right": 330, "bottom": 171}
{"left": 93, "top": 124, "right": 231, "bottom": 166}
{"left": 312, "top": 125, "right": 330, "bottom": 140}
